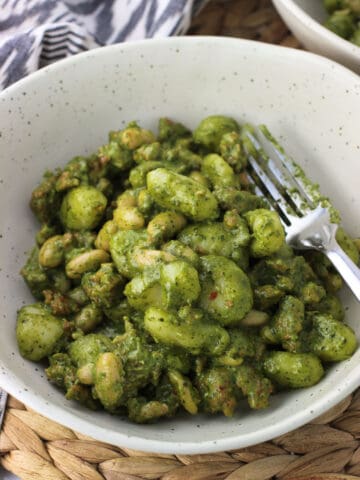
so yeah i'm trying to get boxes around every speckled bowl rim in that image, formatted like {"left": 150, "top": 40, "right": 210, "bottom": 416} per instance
{"left": 273, "top": 0, "right": 360, "bottom": 58}
{"left": 1, "top": 36, "right": 360, "bottom": 454}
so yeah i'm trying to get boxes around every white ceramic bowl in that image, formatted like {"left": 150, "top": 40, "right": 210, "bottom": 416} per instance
{"left": 273, "top": 0, "right": 360, "bottom": 74}
{"left": 1, "top": 37, "right": 360, "bottom": 454}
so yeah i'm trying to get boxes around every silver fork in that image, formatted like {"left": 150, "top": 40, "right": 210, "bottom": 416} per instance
{"left": 243, "top": 125, "right": 360, "bottom": 302}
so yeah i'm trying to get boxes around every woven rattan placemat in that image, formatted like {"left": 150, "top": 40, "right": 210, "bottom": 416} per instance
{"left": 2, "top": 393, "right": 360, "bottom": 479}
{"left": 3, "top": 1, "right": 359, "bottom": 479}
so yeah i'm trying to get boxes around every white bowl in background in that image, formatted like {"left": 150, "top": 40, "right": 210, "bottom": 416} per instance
{"left": 0, "top": 37, "right": 360, "bottom": 454}
{"left": 273, "top": 0, "right": 360, "bottom": 74}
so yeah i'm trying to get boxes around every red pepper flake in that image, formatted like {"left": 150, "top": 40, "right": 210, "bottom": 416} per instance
{"left": 209, "top": 291, "right": 218, "bottom": 300}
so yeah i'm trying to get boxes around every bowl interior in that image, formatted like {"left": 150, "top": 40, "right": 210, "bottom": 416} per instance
{"left": 292, "top": 0, "right": 327, "bottom": 22}
{"left": 1, "top": 37, "right": 360, "bottom": 454}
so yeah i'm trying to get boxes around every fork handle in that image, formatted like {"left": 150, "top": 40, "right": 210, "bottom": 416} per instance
{"left": 325, "top": 240, "right": 360, "bottom": 302}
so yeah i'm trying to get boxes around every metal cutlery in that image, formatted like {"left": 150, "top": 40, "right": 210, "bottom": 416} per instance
{"left": 244, "top": 125, "right": 360, "bottom": 302}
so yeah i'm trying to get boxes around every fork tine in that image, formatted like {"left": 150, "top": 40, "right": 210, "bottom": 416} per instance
{"left": 257, "top": 126, "right": 317, "bottom": 210}
{"left": 245, "top": 173, "right": 272, "bottom": 208}
{"left": 246, "top": 155, "right": 295, "bottom": 224}
{"left": 257, "top": 125, "right": 341, "bottom": 224}
{"left": 243, "top": 128, "right": 302, "bottom": 224}
{"left": 245, "top": 128, "right": 312, "bottom": 218}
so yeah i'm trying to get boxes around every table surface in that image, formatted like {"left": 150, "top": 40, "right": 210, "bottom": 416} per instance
{"left": 1, "top": 466, "right": 16, "bottom": 479}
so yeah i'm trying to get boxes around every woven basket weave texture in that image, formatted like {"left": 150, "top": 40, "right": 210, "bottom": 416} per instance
{"left": 3, "top": 1, "right": 359, "bottom": 479}
{"left": 2, "top": 393, "right": 360, "bottom": 479}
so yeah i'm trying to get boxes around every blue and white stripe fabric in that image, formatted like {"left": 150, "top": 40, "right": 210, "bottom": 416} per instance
{"left": 0, "top": 0, "right": 205, "bottom": 90}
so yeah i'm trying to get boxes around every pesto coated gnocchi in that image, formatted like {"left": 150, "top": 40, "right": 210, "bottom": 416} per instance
{"left": 17, "top": 115, "right": 358, "bottom": 423}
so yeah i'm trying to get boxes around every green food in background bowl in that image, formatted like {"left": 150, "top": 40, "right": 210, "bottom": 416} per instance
{"left": 272, "top": 0, "right": 360, "bottom": 73}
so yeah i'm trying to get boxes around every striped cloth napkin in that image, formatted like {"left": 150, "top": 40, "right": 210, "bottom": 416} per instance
{"left": 0, "top": 0, "right": 205, "bottom": 90}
